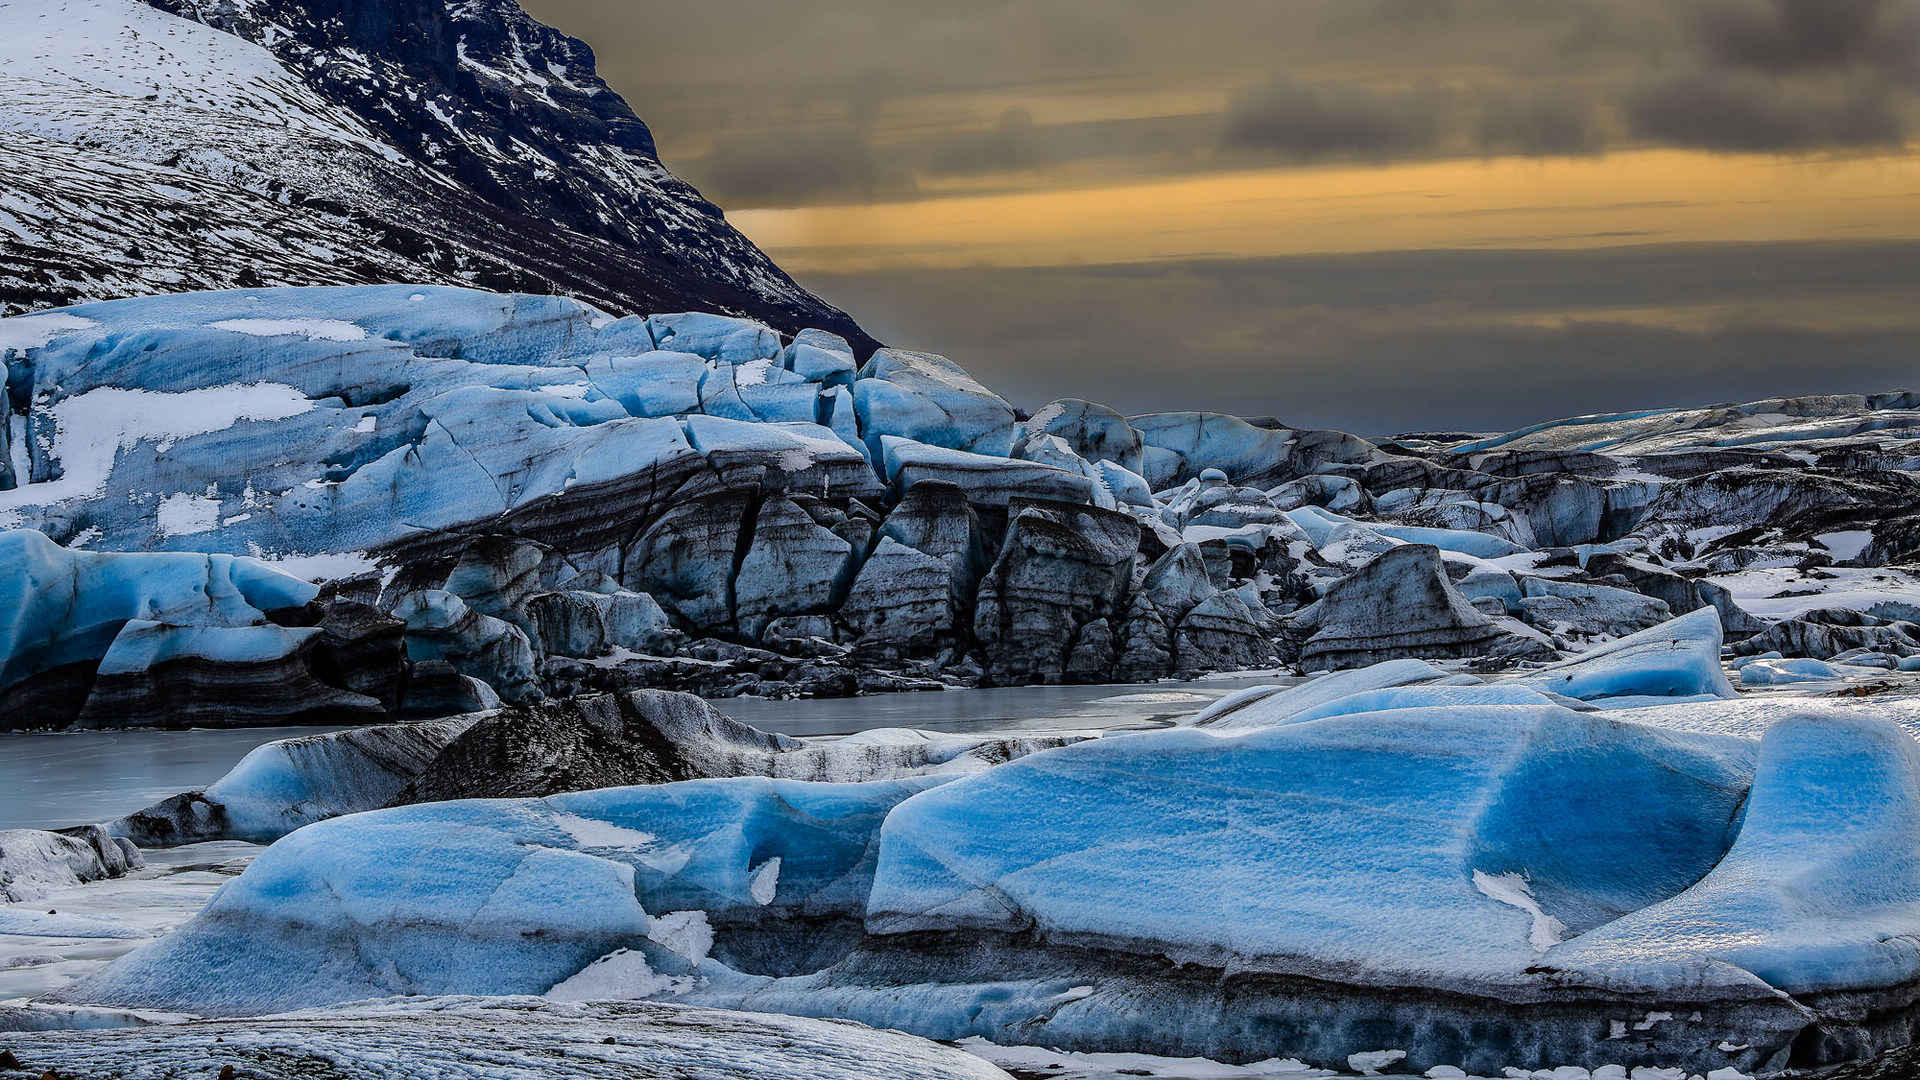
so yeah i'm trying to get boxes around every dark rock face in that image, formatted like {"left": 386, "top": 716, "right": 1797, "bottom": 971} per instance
{"left": 876, "top": 481, "right": 989, "bottom": 605}
{"left": 1636, "top": 467, "right": 1920, "bottom": 539}
{"left": 391, "top": 689, "right": 791, "bottom": 804}
{"left": 1173, "top": 592, "right": 1272, "bottom": 674}
{"left": 1733, "top": 610, "right": 1920, "bottom": 660}
{"left": 626, "top": 489, "right": 759, "bottom": 633}
{"left": 6, "top": 0, "right": 876, "bottom": 351}
{"left": 974, "top": 500, "right": 1142, "bottom": 685}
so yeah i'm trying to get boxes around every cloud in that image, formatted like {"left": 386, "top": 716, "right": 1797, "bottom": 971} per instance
{"left": 1626, "top": 72, "right": 1908, "bottom": 151}
{"left": 1691, "top": 0, "right": 1919, "bottom": 79}
{"left": 1223, "top": 77, "right": 1450, "bottom": 161}
{"left": 925, "top": 108, "right": 1045, "bottom": 175}
{"left": 530, "top": 0, "right": 1920, "bottom": 211}
{"left": 684, "top": 126, "right": 914, "bottom": 208}
{"left": 1474, "top": 88, "right": 1606, "bottom": 156}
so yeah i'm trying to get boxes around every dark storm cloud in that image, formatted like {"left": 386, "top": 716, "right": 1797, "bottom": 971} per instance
{"left": 524, "top": 0, "right": 1919, "bottom": 208}
{"left": 925, "top": 108, "right": 1044, "bottom": 175}
{"left": 1473, "top": 90, "right": 1606, "bottom": 156}
{"left": 1222, "top": 78, "right": 1449, "bottom": 161}
{"left": 804, "top": 242, "right": 1920, "bottom": 434}
{"left": 1626, "top": 72, "right": 1907, "bottom": 151}
{"left": 693, "top": 127, "right": 913, "bottom": 207}
{"left": 1692, "top": 0, "right": 1919, "bottom": 79}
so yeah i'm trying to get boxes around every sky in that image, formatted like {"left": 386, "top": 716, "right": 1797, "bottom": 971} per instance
{"left": 522, "top": 0, "right": 1920, "bottom": 434}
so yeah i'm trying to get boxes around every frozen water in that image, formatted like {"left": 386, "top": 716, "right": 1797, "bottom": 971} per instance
{"left": 1517, "top": 608, "right": 1736, "bottom": 703}
{"left": 61, "top": 776, "right": 944, "bottom": 1014}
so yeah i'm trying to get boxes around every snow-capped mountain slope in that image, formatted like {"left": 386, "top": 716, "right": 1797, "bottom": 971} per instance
{"left": 0, "top": 0, "right": 876, "bottom": 350}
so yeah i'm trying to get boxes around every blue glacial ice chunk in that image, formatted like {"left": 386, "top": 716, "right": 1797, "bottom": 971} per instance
{"left": 1555, "top": 712, "right": 1920, "bottom": 995}
{"left": 645, "top": 313, "right": 782, "bottom": 367}
{"left": 583, "top": 351, "right": 707, "bottom": 417}
{"left": 862, "top": 705, "right": 1754, "bottom": 988}
{"left": 1285, "top": 506, "right": 1523, "bottom": 560}
{"left": 0, "top": 286, "right": 887, "bottom": 559}
{"left": 168, "top": 715, "right": 484, "bottom": 843}
{"left": 878, "top": 436, "right": 1092, "bottom": 507}
{"left": 95, "top": 621, "right": 322, "bottom": 675}
{"left": 1518, "top": 607, "right": 1736, "bottom": 703}
{"left": 852, "top": 350, "right": 1017, "bottom": 460}
{"left": 1735, "top": 656, "right": 1879, "bottom": 686}
{"left": 1094, "top": 460, "right": 1155, "bottom": 508}
{"left": 1129, "top": 412, "right": 1297, "bottom": 487}
{"left": 1187, "top": 658, "right": 1476, "bottom": 728}
{"left": 0, "top": 529, "right": 316, "bottom": 688}
{"left": 1277, "top": 682, "right": 1562, "bottom": 725}
{"left": 1014, "top": 399, "right": 1144, "bottom": 473}
{"left": 680, "top": 416, "right": 881, "bottom": 497}
{"left": 785, "top": 329, "right": 858, "bottom": 385}
{"left": 1369, "top": 521, "right": 1526, "bottom": 559}
{"left": 698, "top": 357, "right": 813, "bottom": 422}
{"left": 819, "top": 385, "right": 866, "bottom": 456}
{"left": 64, "top": 776, "right": 945, "bottom": 1015}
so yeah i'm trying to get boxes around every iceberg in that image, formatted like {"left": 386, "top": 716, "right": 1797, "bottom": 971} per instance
{"left": 106, "top": 689, "right": 1095, "bottom": 846}
{"left": 681, "top": 704, "right": 1820, "bottom": 1075}
{"left": 65, "top": 776, "right": 946, "bottom": 1015}
{"left": 1188, "top": 657, "right": 1468, "bottom": 728}
{"left": 0, "top": 826, "right": 142, "bottom": 903}
{"left": 1518, "top": 607, "right": 1736, "bottom": 703}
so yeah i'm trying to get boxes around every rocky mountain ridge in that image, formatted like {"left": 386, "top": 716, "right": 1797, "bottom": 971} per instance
{"left": 0, "top": 0, "right": 875, "bottom": 350}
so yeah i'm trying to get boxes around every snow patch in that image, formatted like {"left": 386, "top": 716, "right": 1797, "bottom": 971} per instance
{"left": 749, "top": 856, "right": 781, "bottom": 905}
{"left": 552, "top": 814, "right": 658, "bottom": 850}
{"left": 0, "top": 313, "right": 95, "bottom": 354}
{"left": 1346, "top": 1049, "right": 1406, "bottom": 1075}
{"left": 646, "top": 910, "right": 713, "bottom": 966}
{"left": 208, "top": 318, "right": 367, "bottom": 342}
{"left": 734, "top": 357, "right": 776, "bottom": 388}
{"left": 1473, "top": 870, "right": 1567, "bottom": 952}
{"left": 255, "top": 550, "right": 382, "bottom": 585}
{"left": 155, "top": 492, "right": 220, "bottom": 537}
{"left": 0, "top": 383, "right": 315, "bottom": 512}
{"left": 544, "top": 948, "right": 691, "bottom": 1001}
{"left": 1816, "top": 529, "right": 1874, "bottom": 562}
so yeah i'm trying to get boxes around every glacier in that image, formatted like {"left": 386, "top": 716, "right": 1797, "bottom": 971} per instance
{"left": 4, "top": 285, "right": 1920, "bottom": 720}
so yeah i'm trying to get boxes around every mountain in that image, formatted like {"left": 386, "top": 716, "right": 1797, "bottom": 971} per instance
{"left": 0, "top": 0, "right": 876, "bottom": 350}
